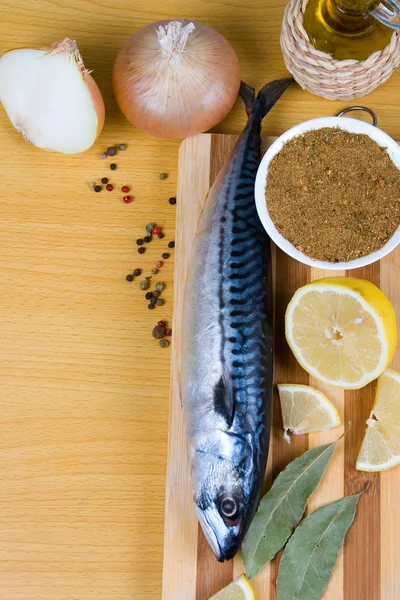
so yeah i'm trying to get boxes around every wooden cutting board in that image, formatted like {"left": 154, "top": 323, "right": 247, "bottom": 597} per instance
{"left": 162, "top": 133, "right": 400, "bottom": 600}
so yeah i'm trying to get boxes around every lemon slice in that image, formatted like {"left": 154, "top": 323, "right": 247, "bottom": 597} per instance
{"left": 357, "top": 370, "right": 400, "bottom": 472}
{"left": 285, "top": 277, "right": 397, "bottom": 390}
{"left": 278, "top": 384, "right": 341, "bottom": 442}
{"left": 209, "top": 575, "right": 255, "bottom": 600}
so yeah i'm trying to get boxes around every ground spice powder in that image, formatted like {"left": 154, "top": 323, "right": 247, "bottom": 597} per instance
{"left": 266, "top": 128, "right": 400, "bottom": 262}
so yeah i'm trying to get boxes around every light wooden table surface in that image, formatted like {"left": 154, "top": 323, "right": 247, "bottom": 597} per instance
{"left": 1, "top": 1, "right": 400, "bottom": 599}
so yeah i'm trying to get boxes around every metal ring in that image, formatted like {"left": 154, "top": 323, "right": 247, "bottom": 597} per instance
{"left": 336, "top": 106, "right": 378, "bottom": 127}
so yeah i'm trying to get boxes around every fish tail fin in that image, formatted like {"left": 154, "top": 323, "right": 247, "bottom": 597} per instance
{"left": 240, "top": 78, "right": 294, "bottom": 120}
{"left": 239, "top": 81, "right": 256, "bottom": 117}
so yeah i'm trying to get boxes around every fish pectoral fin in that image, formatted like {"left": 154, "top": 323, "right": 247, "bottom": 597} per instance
{"left": 213, "top": 372, "right": 235, "bottom": 428}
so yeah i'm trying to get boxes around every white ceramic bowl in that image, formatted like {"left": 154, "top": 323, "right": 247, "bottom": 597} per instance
{"left": 255, "top": 116, "right": 400, "bottom": 270}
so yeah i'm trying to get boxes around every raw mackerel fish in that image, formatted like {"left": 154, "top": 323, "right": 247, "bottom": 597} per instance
{"left": 181, "top": 79, "right": 292, "bottom": 561}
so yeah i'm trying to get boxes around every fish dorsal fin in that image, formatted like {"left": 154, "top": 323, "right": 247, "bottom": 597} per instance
{"left": 239, "top": 81, "right": 256, "bottom": 117}
{"left": 213, "top": 372, "right": 235, "bottom": 427}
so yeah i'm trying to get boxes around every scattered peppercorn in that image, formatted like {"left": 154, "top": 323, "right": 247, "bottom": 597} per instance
{"left": 110, "top": 163, "right": 117, "bottom": 170}
{"left": 138, "top": 247, "right": 145, "bottom": 254}
{"left": 156, "top": 298, "right": 165, "bottom": 306}
{"left": 151, "top": 268, "right": 159, "bottom": 275}
{"left": 153, "top": 325, "right": 166, "bottom": 339}
{"left": 107, "top": 146, "right": 117, "bottom": 157}
{"left": 106, "top": 184, "right": 113, "bottom": 191}
{"left": 169, "top": 197, "right": 176, "bottom": 205}
{"left": 146, "top": 223, "right": 155, "bottom": 233}
{"left": 145, "top": 276, "right": 152, "bottom": 281}
{"left": 123, "top": 196, "right": 132, "bottom": 203}
{"left": 157, "top": 233, "right": 164, "bottom": 239}
{"left": 152, "top": 290, "right": 160, "bottom": 298}
{"left": 162, "top": 253, "right": 170, "bottom": 259}
{"left": 168, "top": 241, "right": 175, "bottom": 249}
{"left": 165, "top": 329, "right": 172, "bottom": 336}
{"left": 121, "top": 185, "right": 129, "bottom": 193}
{"left": 136, "top": 239, "right": 144, "bottom": 246}
{"left": 159, "top": 173, "right": 168, "bottom": 180}
{"left": 143, "top": 235, "right": 152, "bottom": 243}
{"left": 139, "top": 280, "right": 149, "bottom": 290}
{"left": 101, "top": 177, "right": 109, "bottom": 184}
{"left": 159, "top": 339, "right": 169, "bottom": 347}
{"left": 153, "top": 226, "right": 161, "bottom": 235}
{"left": 90, "top": 181, "right": 96, "bottom": 188}
{"left": 100, "top": 152, "right": 107, "bottom": 159}
{"left": 148, "top": 303, "right": 155, "bottom": 310}
{"left": 119, "top": 143, "right": 126, "bottom": 151}
{"left": 94, "top": 185, "right": 102, "bottom": 193}
{"left": 126, "top": 274, "right": 134, "bottom": 282}
{"left": 158, "top": 321, "right": 166, "bottom": 327}
{"left": 155, "top": 282, "right": 165, "bottom": 292}
{"left": 155, "top": 261, "right": 163, "bottom": 268}
{"left": 145, "top": 292, "right": 152, "bottom": 300}
{"left": 133, "top": 268, "right": 142, "bottom": 276}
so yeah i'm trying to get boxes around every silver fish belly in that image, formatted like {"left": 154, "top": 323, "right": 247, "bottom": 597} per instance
{"left": 181, "top": 79, "right": 293, "bottom": 561}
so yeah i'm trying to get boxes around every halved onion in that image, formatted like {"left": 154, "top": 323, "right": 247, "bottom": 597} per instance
{"left": 0, "top": 38, "right": 105, "bottom": 154}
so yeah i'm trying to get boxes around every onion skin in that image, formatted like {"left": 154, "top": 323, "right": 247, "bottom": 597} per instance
{"left": 52, "top": 39, "right": 105, "bottom": 143}
{"left": 85, "top": 72, "right": 105, "bottom": 140}
{"left": 113, "top": 20, "right": 241, "bottom": 138}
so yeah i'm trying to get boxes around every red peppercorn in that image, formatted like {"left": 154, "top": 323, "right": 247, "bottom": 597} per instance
{"left": 121, "top": 185, "right": 130, "bottom": 193}
{"left": 123, "top": 196, "right": 132, "bottom": 203}
{"left": 152, "top": 226, "right": 161, "bottom": 235}
{"left": 155, "top": 260, "right": 163, "bottom": 269}
{"left": 158, "top": 321, "right": 166, "bottom": 327}
{"left": 165, "top": 329, "right": 172, "bottom": 336}
{"left": 106, "top": 184, "right": 113, "bottom": 191}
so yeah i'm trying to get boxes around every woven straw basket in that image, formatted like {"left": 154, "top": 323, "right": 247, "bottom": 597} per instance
{"left": 281, "top": 0, "right": 400, "bottom": 100}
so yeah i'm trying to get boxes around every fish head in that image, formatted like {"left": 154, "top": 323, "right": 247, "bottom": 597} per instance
{"left": 190, "top": 430, "right": 258, "bottom": 562}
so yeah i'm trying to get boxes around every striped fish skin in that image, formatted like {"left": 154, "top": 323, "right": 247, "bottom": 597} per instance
{"left": 181, "top": 79, "right": 293, "bottom": 562}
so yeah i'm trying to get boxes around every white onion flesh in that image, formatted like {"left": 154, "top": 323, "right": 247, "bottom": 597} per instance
{"left": 0, "top": 39, "right": 105, "bottom": 154}
{"left": 113, "top": 20, "right": 241, "bottom": 139}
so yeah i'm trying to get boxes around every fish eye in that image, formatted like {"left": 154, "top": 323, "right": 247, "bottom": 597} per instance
{"left": 219, "top": 496, "right": 238, "bottom": 519}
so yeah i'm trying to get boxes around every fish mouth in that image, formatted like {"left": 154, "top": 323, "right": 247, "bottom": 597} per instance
{"left": 196, "top": 505, "right": 243, "bottom": 562}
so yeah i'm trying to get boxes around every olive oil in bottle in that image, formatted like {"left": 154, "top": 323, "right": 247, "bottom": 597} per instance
{"left": 303, "top": 0, "right": 393, "bottom": 60}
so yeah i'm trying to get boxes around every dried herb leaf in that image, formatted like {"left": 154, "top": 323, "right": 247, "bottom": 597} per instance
{"left": 242, "top": 440, "right": 339, "bottom": 579}
{"left": 277, "top": 494, "right": 361, "bottom": 600}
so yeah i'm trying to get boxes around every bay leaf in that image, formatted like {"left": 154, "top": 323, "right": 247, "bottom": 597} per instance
{"left": 276, "top": 493, "right": 361, "bottom": 600}
{"left": 242, "top": 439, "right": 339, "bottom": 579}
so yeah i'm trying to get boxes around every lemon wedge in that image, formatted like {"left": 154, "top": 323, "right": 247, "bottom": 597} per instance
{"left": 357, "top": 370, "right": 400, "bottom": 471}
{"left": 209, "top": 575, "right": 255, "bottom": 600}
{"left": 285, "top": 277, "right": 397, "bottom": 390}
{"left": 278, "top": 384, "right": 341, "bottom": 442}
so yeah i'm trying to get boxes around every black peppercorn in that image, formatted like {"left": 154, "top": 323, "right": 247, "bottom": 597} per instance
{"left": 168, "top": 241, "right": 175, "bottom": 249}
{"left": 143, "top": 235, "right": 152, "bottom": 243}
{"left": 101, "top": 177, "right": 108, "bottom": 184}
{"left": 162, "top": 253, "right": 170, "bottom": 259}
{"left": 133, "top": 268, "right": 142, "bottom": 276}
{"left": 152, "top": 325, "right": 166, "bottom": 339}
{"left": 169, "top": 197, "right": 176, "bottom": 205}
{"left": 148, "top": 303, "right": 155, "bottom": 310}
{"left": 138, "top": 247, "right": 145, "bottom": 254}
{"left": 159, "top": 173, "right": 167, "bottom": 180}
{"left": 157, "top": 233, "right": 164, "bottom": 239}
{"left": 110, "top": 163, "right": 117, "bottom": 170}
{"left": 126, "top": 274, "right": 134, "bottom": 282}
{"left": 107, "top": 146, "right": 117, "bottom": 157}
{"left": 145, "top": 292, "right": 152, "bottom": 300}
{"left": 94, "top": 185, "right": 102, "bottom": 193}
{"left": 136, "top": 239, "right": 144, "bottom": 246}
{"left": 150, "top": 296, "right": 158, "bottom": 305}
{"left": 152, "top": 290, "right": 160, "bottom": 298}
